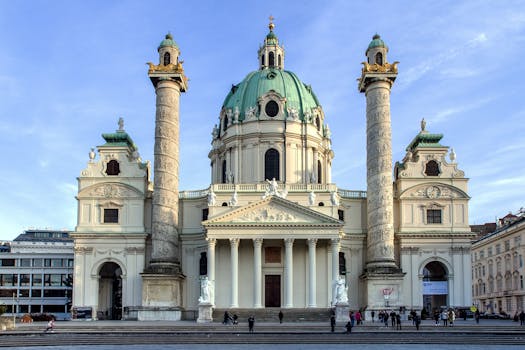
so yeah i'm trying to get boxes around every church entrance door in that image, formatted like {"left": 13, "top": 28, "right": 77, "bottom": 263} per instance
{"left": 265, "top": 275, "right": 281, "bottom": 307}
{"left": 98, "top": 262, "right": 122, "bottom": 320}
{"left": 422, "top": 261, "right": 448, "bottom": 315}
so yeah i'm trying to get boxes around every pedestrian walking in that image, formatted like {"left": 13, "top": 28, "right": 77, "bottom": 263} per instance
{"left": 355, "top": 310, "right": 362, "bottom": 325}
{"left": 278, "top": 310, "right": 283, "bottom": 324}
{"left": 396, "top": 313, "right": 401, "bottom": 330}
{"left": 519, "top": 310, "right": 525, "bottom": 326}
{"left": 383, "top": 312, "right": 389, "bottom": 327}
{"left": 433, "top": 310, "right": 440, "bottom": 326}
{"left": 44, "top": 318, "right": 55, "bottom": 333}
{"left": 474, "top": 309, "right": 480, "bottom": 324}
{"left": 248, "top": 315, "right": 255, "bottom": 332}
{"left": 448, "top": 309, "right": 455, "bottom": 327}
{"left": 371, "top": 310, "right": 375, "bottom": 323}
{"left": 330, "top": 315, "right": 336, "bottom": 332}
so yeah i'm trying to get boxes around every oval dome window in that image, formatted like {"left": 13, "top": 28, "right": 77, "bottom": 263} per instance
{"left": 265, "top": 100, "right": 279, "bottom": 117}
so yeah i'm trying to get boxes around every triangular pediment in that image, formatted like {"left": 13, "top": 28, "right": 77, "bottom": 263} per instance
{"left": 203, "top": 196, "right": 342, "bottom": 227}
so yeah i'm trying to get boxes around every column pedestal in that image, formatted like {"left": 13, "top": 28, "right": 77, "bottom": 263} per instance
{"left": 197, "top": 303, "right": 213, "bottom": 323}
{"left": 360, "top": 272, "right": 405, "bottom": 311}
{"left": 335, "top": 303, "right": 350, "bottom": 323}
{"left": 138, "top": 273, "right": 184, "bottom": 321}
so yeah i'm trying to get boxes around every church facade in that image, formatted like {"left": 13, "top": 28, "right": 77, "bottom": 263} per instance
{"left": 71, "top": 22, "right": 474, "bottom": 321}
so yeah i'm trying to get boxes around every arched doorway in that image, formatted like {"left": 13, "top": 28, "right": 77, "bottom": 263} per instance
{"left": 422, "top": 261, "right": 448, "bottom": 314}
{"left": 98, "top": 262, "right": 122, "bottom": 320}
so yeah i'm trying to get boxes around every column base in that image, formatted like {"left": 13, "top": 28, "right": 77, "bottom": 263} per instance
{"left": 136, "top": 306, "right": 182, "bottom": 321}
{"left": 197, "top": 303, "right": 214, "bottom": 323}
{"left": 360, "top": 269, "right": 405, "bottom": 310}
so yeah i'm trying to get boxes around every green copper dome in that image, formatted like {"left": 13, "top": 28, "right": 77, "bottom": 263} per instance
{"left": 158, "top": 33, "right": 178, "bottom": 50}
{"left": 367, "top": 34, "right": 387, "bottom": 51}
{"left": 222, "top": 68, "right": 321, "bottom": 121}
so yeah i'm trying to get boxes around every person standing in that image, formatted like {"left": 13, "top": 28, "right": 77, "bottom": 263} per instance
{"left": 474, "top": 309, "right": 480, "bottom": 324}
{"left": 248, "top": 315, "right": 255, "bottom": 332}
{"left": 396, "top": 313, "right": 401, "bottom": 330}
{"left": 278, "top": 310, "right": 284, "bottom": 324}
{"left": 371, "top": 310, "right": 375, "bottom": 323}
{"left": 519, "top": 310, "right": 525, "bottom": 326}
{"left": 415, "top": 314, "right": 421, "bottom": 331}
{"left": 330, "top": 315, "right": 336, "bottom": 332}
{"left": 441, "top": 310, "right": 448, "bottom": 327}
{"left": 390, "top": 311, "right": 396, "bottom": 327}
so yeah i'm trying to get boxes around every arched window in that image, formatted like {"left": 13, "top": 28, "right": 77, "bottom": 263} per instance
{"left": 199, "top": 252, "right": 207, "bottom": 276}
{"left": 317, "top": 160, "right": 322, "bottom": 184}
{"left": 106, "top": 160, "right": 120, "bottom": 176}
{"left": 265, "top": 148, "right": 280, "bottom": 181}
{"left": 163, "top": 52, "right": 171, "bottom": 65}
{"left": 278, "top": 54, "right": 282, "bottom": 67}
{"left": 261, "top": 54, "right": 265, "bottom": 66}
{"left": 221, "top": 160, "right": 227, "bottom": 184}
{"left": 375, "top": 52, "right": 383, "bottom": 65}
{"left": 269, "top": 52, "right": 275, "bottom": 67}
{"left": 425, "top": 160, "right": 440, "bottom": 176}
{"left": 223, "top": 117, "right": 228, "bottom": 132}
{"left": 315, "top": 116, "right": 321, "bottom": 131}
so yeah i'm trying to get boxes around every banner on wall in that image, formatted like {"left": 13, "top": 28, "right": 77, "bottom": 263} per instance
{"left": 422, "top": 281, "right": 448, "bottom": 295}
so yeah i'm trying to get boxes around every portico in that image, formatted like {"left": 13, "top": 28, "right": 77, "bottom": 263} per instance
{"left": 203, "top": 196, "right": 343, "bottom": 309}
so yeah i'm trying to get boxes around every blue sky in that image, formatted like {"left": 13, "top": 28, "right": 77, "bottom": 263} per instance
{"left": 0, "top": 0, "right": 524, "bottom": 240}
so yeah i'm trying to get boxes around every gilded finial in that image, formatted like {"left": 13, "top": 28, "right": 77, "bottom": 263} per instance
{"left": 269, "top": 15, "right": 275, "bottom": 31}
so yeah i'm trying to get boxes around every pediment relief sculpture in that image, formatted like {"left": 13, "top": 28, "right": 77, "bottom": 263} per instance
{"left": 81, "top": 183, "right": 143, "bottom": 198}
{"left": 402, "top": 184, "right": 468, "bottom": 199}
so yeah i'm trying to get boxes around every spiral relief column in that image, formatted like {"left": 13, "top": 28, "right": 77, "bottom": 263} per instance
{"left": 358, "top": 34, "right": 404, "bottom": 311}
{"left": 139, "top": 34, "right": 188, "bottom": 321}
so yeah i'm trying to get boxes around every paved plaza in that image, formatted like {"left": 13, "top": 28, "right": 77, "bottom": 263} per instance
{"left": 1, "top": 318, "right": 524, "bottom": 348}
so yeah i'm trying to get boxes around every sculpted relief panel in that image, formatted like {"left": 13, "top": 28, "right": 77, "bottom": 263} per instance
{"left": 83, "top": 183, "right": 142, "bottom": 198}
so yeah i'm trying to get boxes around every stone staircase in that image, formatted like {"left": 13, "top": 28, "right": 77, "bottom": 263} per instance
{"left": 212, "top": 308, "right": 332, "bottom": 323}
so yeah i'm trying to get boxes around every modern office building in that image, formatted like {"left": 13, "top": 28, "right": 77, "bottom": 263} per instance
{"left": 472, "top": 209, "right": 525, "bottom": 315}
{"left": 0, "top": 229, "right": 73, "bottom": 320}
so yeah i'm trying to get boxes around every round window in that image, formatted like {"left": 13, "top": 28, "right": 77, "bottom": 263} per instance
{"left": 265, "top": 100, "right": 279, "bottom": 117}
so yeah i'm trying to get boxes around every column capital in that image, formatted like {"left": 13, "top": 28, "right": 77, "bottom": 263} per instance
{"left": 307, "top": 238, "right": 318, "bottom": 247}
{"left": 229, "top": 238, "right": 240, "bottom": 248}
{"left": 253, "top": 238, "right": 263, "bottom": 247}
{"left": 330, "top": 238, "right": 340, "bottom": 245}
{"left": 206, "top": 237, "right": 217, "bottom": 247}
{"left": 284, "top": 238, "right": 295, "bottom": 246}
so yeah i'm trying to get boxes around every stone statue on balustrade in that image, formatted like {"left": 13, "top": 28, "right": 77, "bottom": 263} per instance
{"left": 207, "top": 189, "right": 216, "bottom": 206}
{"left": 262, "top": 178, "right": 287, "bottom": 199}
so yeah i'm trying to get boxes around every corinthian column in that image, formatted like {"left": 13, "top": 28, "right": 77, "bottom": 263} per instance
{"left": 307, "top": 238, "right": 317, "bottom": 307}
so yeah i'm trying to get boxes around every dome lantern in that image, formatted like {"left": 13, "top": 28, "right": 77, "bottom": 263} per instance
{"left": 366, "top": 33, "right": 389, "bottom": 66}
{"left": 258, "top": 16, "right": 285, "bottom": 70}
